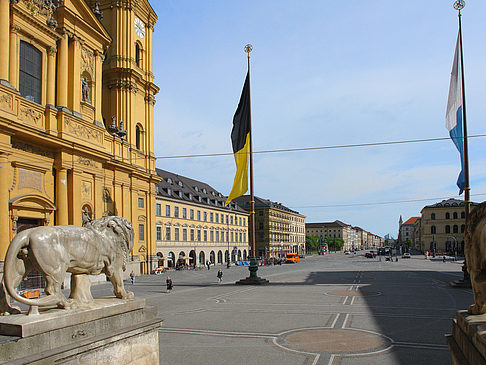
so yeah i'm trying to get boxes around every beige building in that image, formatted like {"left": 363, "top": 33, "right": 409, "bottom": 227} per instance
{"left": 419, "top": 198, "right": 476, "bottom": 254}
{"left": 233, "top": 196, "right": 306, "bottom": 258}
{"left": 155, "top": 169, "right": 249, "bottom": 268}
{"left": 306, "top": 221, "right": 382, "bottom": 251}
{"left": 306, "top": 221, "right": 353, "bottom": 251}
{"left": 0, "top": 0, "right": 160, "bottom": 275}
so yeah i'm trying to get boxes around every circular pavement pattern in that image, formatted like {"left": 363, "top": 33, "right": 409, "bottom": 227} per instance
{"left": 284, "top": 328, "right": 389, "bottom": 353}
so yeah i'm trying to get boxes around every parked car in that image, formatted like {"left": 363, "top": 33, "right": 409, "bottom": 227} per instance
{"left": 344, "top": 250, "right": 350, "bottom": 255}
{"left": 402, "top": 252, "right": 411, "bottom": 258}
{"left": 365, "top": 252, "right": 374, "bottom": 258}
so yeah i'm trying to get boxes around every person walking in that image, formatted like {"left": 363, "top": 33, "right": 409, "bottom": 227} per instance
{"left": 166, "top": 276, "right": 173, "bottom": 293}
{"left": 206, "top": 261, "right": 211, "bottom": 270}
{"left": 217, "top": 269, "right": 223, "bottom": 283}
{"left": 129, "top": 270, "right": 135, "bottom": 285}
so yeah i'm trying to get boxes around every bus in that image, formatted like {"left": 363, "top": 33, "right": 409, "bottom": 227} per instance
{"left": 286, "top": 253, "right": 300, "bottom": 263}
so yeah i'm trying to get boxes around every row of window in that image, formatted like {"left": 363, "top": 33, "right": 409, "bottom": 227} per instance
{"left": 156, "top": 203, "right": 246, "bottom": 226}
{"left": 429, "top": 224, "right": 465, "bottom": 234}
{"left": 156, "top": 226, "right": 246, "bottom": 244}
{"left": 430, "top": 212, "right": 465, "bottom": 220}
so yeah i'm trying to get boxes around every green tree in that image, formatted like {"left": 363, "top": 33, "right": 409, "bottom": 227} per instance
{"left": 305, "top": 235, "right": 320, "bottom": 253}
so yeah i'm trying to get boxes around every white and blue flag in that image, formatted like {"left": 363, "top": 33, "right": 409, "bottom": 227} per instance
{"left": 446, "top": 32, "right": 465, "bottom": 195}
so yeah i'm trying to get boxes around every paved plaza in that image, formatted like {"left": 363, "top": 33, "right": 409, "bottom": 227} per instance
{"left": 90, "top": 253, "right": 472, "bottom": 365}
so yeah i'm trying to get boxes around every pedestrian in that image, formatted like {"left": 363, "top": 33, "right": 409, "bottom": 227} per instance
{"left": 166, "top": 276, "right": 173, "bottom": 293}
{"left": 207, "top": 261, "right": 211, "bottom": 270}
{"left": 129, "top": 270, "right": 135, "bottom": 285}
{"left": 443, "top": 256, "right": 446, "bottom": 263}
{"left": 217, "top": 269, "right": 223, "bottom": 283}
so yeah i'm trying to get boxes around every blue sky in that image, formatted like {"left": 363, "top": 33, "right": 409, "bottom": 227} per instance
{"left": 150, "top": 1, "right": 486, "bottom": 238}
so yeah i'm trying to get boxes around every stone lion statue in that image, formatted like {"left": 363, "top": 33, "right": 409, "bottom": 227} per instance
{"left": 466, "top": 202, "right": 486, "bottom": 314}
{"left": 0, "top": 216, "right": 134, "bottom": 315}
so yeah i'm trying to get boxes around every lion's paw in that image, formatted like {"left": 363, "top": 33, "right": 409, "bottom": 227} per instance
{"left": 124, "top": 291, "right": 134, "bottom": 299}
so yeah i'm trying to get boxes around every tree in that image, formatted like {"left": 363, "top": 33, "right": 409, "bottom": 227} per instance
{"left": 305, "top": 235, "right": 320, "bottom": 253}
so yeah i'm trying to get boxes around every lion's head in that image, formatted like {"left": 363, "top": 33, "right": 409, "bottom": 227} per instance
{"left": 89, "top": 216, "right": 134, "bottom": 253}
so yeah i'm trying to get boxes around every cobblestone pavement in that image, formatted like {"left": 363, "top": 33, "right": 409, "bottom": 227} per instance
{"left": 91, "top": 253, "right": 472, "bottom": 365}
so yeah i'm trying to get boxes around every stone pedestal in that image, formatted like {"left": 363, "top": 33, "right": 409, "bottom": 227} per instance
{"left": 446, "top": 310, "right": 486, "bottom": 365}
{"left": 0, "top": 298, "right": 162, "bottom": 364}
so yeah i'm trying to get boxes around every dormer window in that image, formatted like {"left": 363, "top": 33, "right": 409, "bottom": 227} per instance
{"left": 178, "top": 191, "right": 183, "bottom": 198}
{"left": 167, "top": 188, "right": 171, "bottom": 195}
{"left": 189, "top": 193, "right": 193, "bottom": 200}
{"left": 178, "top": 181, "right": 183, "bottom": 187}
{"left": 198, "top": 196, "right": 202, "bottom": 202}
{"left": 202, "top": 188, "right": 207, "bottom": 194}
{"left": 167, "top": 178, "right": 173, "bottom": 184}
{"left": 194, "top": 186, "right": 198, "bottom": 192}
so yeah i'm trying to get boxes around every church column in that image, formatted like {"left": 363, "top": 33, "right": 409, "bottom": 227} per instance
{"left": 9, "top": 25, "right": 20, "bottom": 89}
{"left": 56, "top": 31, "right": 68, "bottom": 108}
{"left": 0, "top": 154, "right": 10, "bottom": 261}
{"left": 56, "top": 168, "right": 68, "bottom": 226}
{"left": 0, "top": 0, "right": 10, "bottom": 82}
{"left": 46, "top": 47, "right": 56, "bottom": 106}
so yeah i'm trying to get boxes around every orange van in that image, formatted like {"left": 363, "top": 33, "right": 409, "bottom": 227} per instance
{"left": 285, "top": 253, "right": 299, "bottom": 263}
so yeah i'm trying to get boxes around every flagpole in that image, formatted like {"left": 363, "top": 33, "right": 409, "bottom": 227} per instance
{"left": 245, "top": 44, "right": 256, "bottom": 261}
{"left": 236, "top": 45, "right": 268, "bottom": 285}
{"left": 452, "top": 0, "right": 471, "bottom": 287}
{"left": 455, "top": 0, "right": 470, "bottom": 218}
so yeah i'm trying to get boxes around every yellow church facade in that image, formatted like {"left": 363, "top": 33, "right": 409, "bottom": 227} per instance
{"left": 0, "top": 0, "right": 160, "bottom": 274}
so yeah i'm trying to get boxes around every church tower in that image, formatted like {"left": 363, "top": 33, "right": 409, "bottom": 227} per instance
{"left": 86, "top": 0, "right": 160, "bottom": 273}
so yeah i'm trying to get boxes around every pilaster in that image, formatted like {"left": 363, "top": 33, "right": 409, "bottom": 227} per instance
{"left": 0, "top": 0, "right": 9, "bottom": 82}
{"left": 56, "top": 167, "right": 68, "bottom": 226}
{"left": 0, "top": 154, "right": 10, "bottom": 260}
{"left": 94, "top": 50, "right": 103, "bottom": 124}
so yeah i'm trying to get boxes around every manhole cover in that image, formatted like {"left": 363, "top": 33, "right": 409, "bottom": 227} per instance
{"left": 285, "top": 329, "right": 388, "bottom": 353}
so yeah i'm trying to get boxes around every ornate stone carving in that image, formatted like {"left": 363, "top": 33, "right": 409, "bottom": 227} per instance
{"left": 77, "top": 156, "right": 97, "bottom": 168}
{"left": 19, "top": 107, "right": 42, "bottom": 125}
{"left": 81, "top": 181, "right": 92, "bottom": 200}
{"left": 0, "top": 93, "right": 13, "bottom": 112}
{"left": 11, "top": 141, "right": 55, "bottom": 159}
{"left": 64, "top": 118, "right": 103, "bottom": 144}
{"left": 18, "top": 167, "right": 43, "bottom": 192}
{"left": 0, "top": 216, "right": 134, "bottom": 315}
{"left": 13, "top": 0, "right": 61, "bottom": 29}
{"left": 81, "top": 47, "right": 94, "bottom": 75}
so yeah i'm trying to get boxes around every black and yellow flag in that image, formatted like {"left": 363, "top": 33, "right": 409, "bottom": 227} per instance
{"left": 225, "top": 72, "right": 251, "bottom": 206}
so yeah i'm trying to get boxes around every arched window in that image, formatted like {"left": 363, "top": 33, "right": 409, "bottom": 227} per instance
{"left": 445, "top": 225, "right": 450, "bottom": 234}
{"left": 461, "top": 224, "right": 465, "bottom": 233}
{"left": 19, "top": 41, "right": 42, "bottom": 104}
{"left": 135, "top": 43, "right": 141, "bottom": 67}
{"left": 453, "top": 212, "right": 458, "bottom": 219}
{"left": 461, "top": 212, "right": 465, "bottom": 219}
{"left": 453, "top": 225, "right": 458, "bottom": 233}
{"left": 446, "top": 212, "right": 450, "bottom": 219}
{"left": 431, "top": 213, "right": 436, "bottom": 220}
{"left": 135, "top": 124, "right": 142, "bottom": 150}
{"left": 431, "top": 226, "right": 436, "bottom": 234}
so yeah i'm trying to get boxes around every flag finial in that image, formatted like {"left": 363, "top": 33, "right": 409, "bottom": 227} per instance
{"left": 244, "top": 44, "right": 253, "bottom": 59}
{"left": 453, "top": 0, "right": 465, "bottom": 12}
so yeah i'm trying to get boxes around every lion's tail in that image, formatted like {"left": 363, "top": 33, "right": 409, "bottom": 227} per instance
{"left": 4, "top": 231, "right": 60, "bottom": 308}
